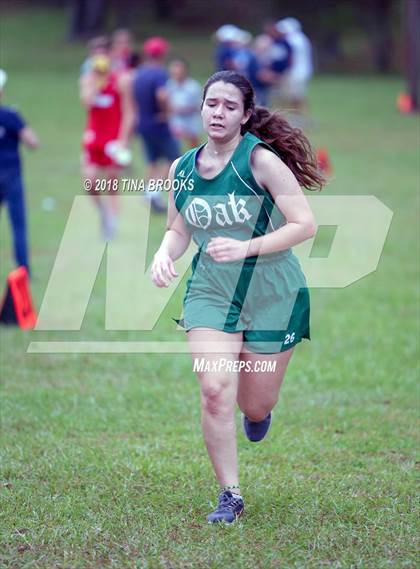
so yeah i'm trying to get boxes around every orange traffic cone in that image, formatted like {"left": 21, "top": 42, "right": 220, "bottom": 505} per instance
{"left": 316, "top": 147, "right": 332, "bottom": 177}
{"left": 0, "top": 267, "right": 37, "bottom": 329}
{"left": 396, "top": 93, "right": 413, "bottom": 114}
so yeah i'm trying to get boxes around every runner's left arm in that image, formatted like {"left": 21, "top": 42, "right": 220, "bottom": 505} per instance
{"left": 206, "top": 146, "right": 317, "bottom": 262}
{"left": 247, "top": 146, "right": 317, "bottom": 256}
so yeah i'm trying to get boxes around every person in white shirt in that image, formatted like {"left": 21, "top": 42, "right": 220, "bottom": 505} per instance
{"left": 276, "top": 18, "right": 313, "bottom": 111}
{"left": 166, "top": 58, "right": 202, "bottom": 148}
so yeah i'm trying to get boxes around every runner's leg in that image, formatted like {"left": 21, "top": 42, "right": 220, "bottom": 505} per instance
{"left": 237, "top": 347, "right": 295, "bottom": 422}
{"left": 187, "top": 327, "right": 243, "bottom": 492}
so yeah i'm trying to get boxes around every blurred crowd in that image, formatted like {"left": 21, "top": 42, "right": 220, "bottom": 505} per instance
{"left": 78, "top": 19, "right": 313, "bottom": 236}
{"left": 79, "top": 29, "right": 203, "bottom": 227}
{"left": 214, "top": 19, "right": 313, "bottom": 110}
{"left": 0, "top": 17, "right": 315, "bottom": 272}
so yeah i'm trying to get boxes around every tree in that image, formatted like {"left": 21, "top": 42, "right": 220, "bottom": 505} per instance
{"left": 404, "top": 0, "right": 420, "bottom": 110}
{"left": 67, "top": 0, "right": 108, "bottom": 40}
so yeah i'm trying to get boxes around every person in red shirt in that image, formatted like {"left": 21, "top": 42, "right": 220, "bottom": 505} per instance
{"left": 80, "top": 54, "right": 135, "bottom": 239}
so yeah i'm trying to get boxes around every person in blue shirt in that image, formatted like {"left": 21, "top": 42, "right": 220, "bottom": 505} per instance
{"left": 264, "top": 20, "right": 292, "bottom": 100}
{"left": 215, "top": 42, "right": 236, "bottom": 71}
{"left": 230, "top": 30, "right": 274, "bottom": 107}
{"left": 251, "top": 34, "right": 277, "bottom": 106}
{"left": 132, "top": 37, "right": 180, "bottom": 213}
{"left": 216, "top": 27, "right": 275, "bottom": 107}
{"left": 246, "top": 52, "right": 271, "bottom": 106}
{"left": 0, "top": 70, "right": 39, "bottom": 274}
{"left": 214, "top": 25, "right": 241, "bottom": 71}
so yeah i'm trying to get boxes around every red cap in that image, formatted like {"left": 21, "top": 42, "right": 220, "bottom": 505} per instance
{"left": 143, "top": 37, "right": 169, "bottom": 58}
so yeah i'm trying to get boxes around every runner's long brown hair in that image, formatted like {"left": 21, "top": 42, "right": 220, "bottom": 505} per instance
{"left": 203, "top": 71, "right": 325, "bottom": 191}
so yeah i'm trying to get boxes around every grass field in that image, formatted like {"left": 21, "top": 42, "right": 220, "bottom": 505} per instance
{"left": 1, "top": 8, "right": 419, "bottom": 568}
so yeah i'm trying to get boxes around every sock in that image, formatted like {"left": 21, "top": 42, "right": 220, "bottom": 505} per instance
{"left": 232, "top": 492, "right": 243, "bottom": 500}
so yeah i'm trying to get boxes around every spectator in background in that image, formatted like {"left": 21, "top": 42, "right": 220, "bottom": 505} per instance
{"left": 252, "top": 34, "right": 276, "bottom": 106}
{"left": 214, "top": 25, "right": 241, "bottom": 71}
{"left": 166, "top": 58, "right": 202, "bottom": 148}
{"left": 264, "top": 20, "right": 292, "bottom": 99}
{"left": 127, "top": 51, "right": 142, "bottom": 70}
{"left": 132, "top": 37, "right": 180, "bottom": 214}
{"left": 110, "top": 28, "right": 134, "bottom": 73}
{"left": 80, "top": 36, "right": 110, "bottom": 76}
{"left": 230, "top": 29, "right": 253, "bottom": 76}
{"left": 80, "top": 54, "right": 135, "bottom": 239}
{"left": 0, "top": 70, "right": 39, "bottom": 274}
{"left": 253, "top": 34, "right": 274, "bottom": 68}
{"left": 231, "top": 29, "right": 276, "bottom": 107}
{"left": 276, "top": 18, "right": 313, "bottom": 112}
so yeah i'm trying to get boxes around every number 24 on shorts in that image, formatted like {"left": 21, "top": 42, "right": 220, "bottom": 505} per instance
{"left": 283, "top": 332, "right": 296, "bottom": 345}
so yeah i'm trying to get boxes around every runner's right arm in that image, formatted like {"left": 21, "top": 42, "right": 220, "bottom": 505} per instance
{"left": 151, "top": 159, "right": 192, "bottom": 288}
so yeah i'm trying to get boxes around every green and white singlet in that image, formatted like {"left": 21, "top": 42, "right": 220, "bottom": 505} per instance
{"left": 173, "top": 131, "right": 310, "bottom": 354}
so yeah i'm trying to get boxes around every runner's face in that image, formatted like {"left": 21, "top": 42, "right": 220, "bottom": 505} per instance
{"left": 201, "top": 81, "right": 251, "bottom": 142}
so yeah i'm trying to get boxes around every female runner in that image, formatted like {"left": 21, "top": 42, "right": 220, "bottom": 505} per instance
{"left": 151, "top": 71, "right": 324, "bottom": 524}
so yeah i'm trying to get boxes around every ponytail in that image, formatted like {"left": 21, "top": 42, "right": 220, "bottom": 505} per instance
{"left": 243, "top": 107, "right": 325, "bottom": 191}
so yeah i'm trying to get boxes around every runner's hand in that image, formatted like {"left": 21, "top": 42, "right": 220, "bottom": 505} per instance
{"left": 206, "top": 237, "right": 250, "bottom": 263}
{"left": 151, "top": 251, "right": 178, "bottom": 287}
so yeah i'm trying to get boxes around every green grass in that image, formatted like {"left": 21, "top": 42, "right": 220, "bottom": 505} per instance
{"left": 1, "top": 7, "right": 419, "bottom": 568}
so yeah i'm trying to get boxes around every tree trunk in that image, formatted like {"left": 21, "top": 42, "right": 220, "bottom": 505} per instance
{"left": 67, "top": 0, "right": 85, "bottom": 40}
{"left": 67, "top": 0, "right": 108, "bottom": 40}
{"left": 404, "top": 0, "right": 420, "bottom": 110}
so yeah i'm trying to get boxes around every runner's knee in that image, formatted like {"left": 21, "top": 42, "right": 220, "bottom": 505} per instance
{"left": 200, "top": 376, "right": 235, "bottom": 416}
{"left": 239, "top": 398, "right": 277, "bottom": 422}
